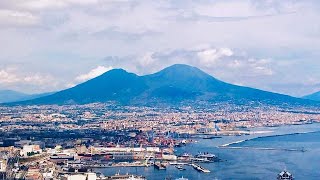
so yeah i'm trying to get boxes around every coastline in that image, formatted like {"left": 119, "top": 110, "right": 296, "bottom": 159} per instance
{"left": 95, "top": 122, "right": 320, "bottom": 180}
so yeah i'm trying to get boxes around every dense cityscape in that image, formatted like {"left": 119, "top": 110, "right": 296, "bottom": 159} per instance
{"left": 0, "top": 103, "right": 319, "bottom": 179}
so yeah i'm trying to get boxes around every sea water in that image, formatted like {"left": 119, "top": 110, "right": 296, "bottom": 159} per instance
{"left": 96, "top": 123, "right": 320, "bottom": 180}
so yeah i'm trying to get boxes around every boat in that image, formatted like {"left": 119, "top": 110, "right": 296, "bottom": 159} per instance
{"left": 108, "top": 172, "right": 146, "bottom": 180}
{"left": 175, "top": 165, "right": 186, "bottom": 171}
{"left": 126, "top": 175, "right": 146, "bottom": 180}
{"left": 175, "top": 176, "right": 189, "bottom": 180}
{"left": 190, "top": 157, "right": 211, "bottom": 163}
{"left": 195, "top": 152, "right": 219, "bottom": 162}
{"left": 175, "top": 142, "right": 186, "bottom": 147}
{"left": 178, "top": 153, "right": 191, "bottom": 160}
{"left": 277, "top": 170, "right": 294, "bottom": 180}
{"left": 154, "top": 162, "right": 166, "bottom": 170}
{"left": 181, "top": 153, "right": 191, "bottom": 158}
{"left": 203, "top": 136, "right": 222, "bottom": 139}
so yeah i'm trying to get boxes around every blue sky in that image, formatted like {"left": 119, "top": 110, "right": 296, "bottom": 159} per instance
{"left": 0, "top": 0, "right": 319, "bottom": 96}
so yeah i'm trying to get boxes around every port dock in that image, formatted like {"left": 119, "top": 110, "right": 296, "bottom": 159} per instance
{"left": 219, "top": 146, "right": 306, "bottom": 152}
{"left": 190, "top": 163, "right": 210, "bottom": 173}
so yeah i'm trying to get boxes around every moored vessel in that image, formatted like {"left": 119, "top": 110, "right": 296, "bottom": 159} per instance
{"left": 108, "top": 172, "right": 146, "bottom": 180}
{"left": 277, "top": 170, "right": 294, "bottom": 180}
{"left": 175, "top": 176, "right": 188, "bottom": 180}
{"left": 175, "top": 165, "right": 186, "bottom": 171}
{"left": 154, "top": 162, "right": 166, "bottom": 170}
{"left": 195, "top": 152, "right": 219, "bottom": 162}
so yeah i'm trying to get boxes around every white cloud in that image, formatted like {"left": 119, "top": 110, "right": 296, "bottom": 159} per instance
{"left": 139, "top": 52, "right": 156, "bottom": 68}
{"left": 0, "top": 0, "right": 319, "bottom": 96}
{"left": 0, "top": 9, "right": 39, "bottom": 26}
{"left": 75, "top": 66, "right": 113, "bottom": 82}
{"left": 191, "top": 0, "right": 306, "bottom": 18}
{"left": 20, "top": 0, "right": 67, "bottom": 10}
{"left": 65, "top": 83, "right": 76, "bottom": 88}
{"left": 197, "top": 48, "right": 233, "bottom": 67}
{"left": 23, "top": 74, "right": 55, "bottom": 85}
{"left": 6, "top": 0, "right": 99, "bottom": 11}
{"left": 194, "top": 1, "right": 257, "bottom": 17}
{"left": 227, "top": 59, "right": 243, "bottom": 69}
{"left": 0, "top": 67, "right": 59, "bottom": 93}
{"left": 0, "top": 68, "right": 54, "bottom": 85}
{"left": 103, "top": 47, "right": 273, "bottom": 77}
{"left": 253, "top": 66, "right": 274, "bottom": 76}
{"left": 0, "top": 69, "right": 19, "bottom": 83}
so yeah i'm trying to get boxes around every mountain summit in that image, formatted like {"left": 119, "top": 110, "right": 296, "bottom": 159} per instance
{"left": 13, "top": 64, "right": 311, "bottom": 106}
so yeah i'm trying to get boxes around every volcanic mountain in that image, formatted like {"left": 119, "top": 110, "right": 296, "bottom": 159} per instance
{"left": 12, "top": 64, "right": 313, "bottom": 106}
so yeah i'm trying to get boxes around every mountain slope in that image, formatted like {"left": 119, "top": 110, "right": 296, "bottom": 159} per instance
{"left": 142, "top": 64, "right": 304, "bottom": 104}
{"left": 12, "top": 64, "right": 313, "bottom": 106}
{"left": 304, "top": 91, "right": 320, "bottom": 101}
{"left": 23, "top": 69, "right": 148, "bottom": 105}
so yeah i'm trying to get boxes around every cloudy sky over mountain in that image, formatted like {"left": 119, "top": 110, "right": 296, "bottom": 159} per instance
{"left": 0, "top": 0, "right": 319, "bottom": 96}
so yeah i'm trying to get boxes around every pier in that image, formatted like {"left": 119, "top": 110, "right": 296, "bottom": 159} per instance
{"left": 190, "top": 163, "right": 210, "bottom": 173}
{"left": 219, "top": 146, "right": 306, "bottom": 152}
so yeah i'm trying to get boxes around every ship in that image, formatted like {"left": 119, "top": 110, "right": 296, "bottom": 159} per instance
{"left": 154, "top": 162, "right": 166, "bottom": 170}
{"left": 277, "top": 170, "right": 294, "bottom": 180}
{"left": 194, "top": 152, "right": 219, "bottom": 162}
{"left": 177, "top": 153, "right": 192, "bottom": 161}
{"left": 190, "top": 157, "right": 211, "bottom": 163}
{"left": 108, "top": 172, "right": 146, "bottom": 180}
{"left": 203, "top": 136, "right": 222, "bottom": 139}
{"left": 175, "top": 176, "right": 189, "bottom": 180}
{"left": 126, "top": 175, "right": 146, "bottom": 180}
{"left": 175, "top": 165, "right": 186, "bottom": 171}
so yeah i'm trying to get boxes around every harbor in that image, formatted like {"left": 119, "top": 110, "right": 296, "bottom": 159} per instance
{"left": 1, "top": 123, "right": 319, "bottom": 179}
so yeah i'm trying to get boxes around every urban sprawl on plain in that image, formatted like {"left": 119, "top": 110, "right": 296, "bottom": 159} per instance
{"left": 0, "top": 102, "right": 319, "bottom": 179}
